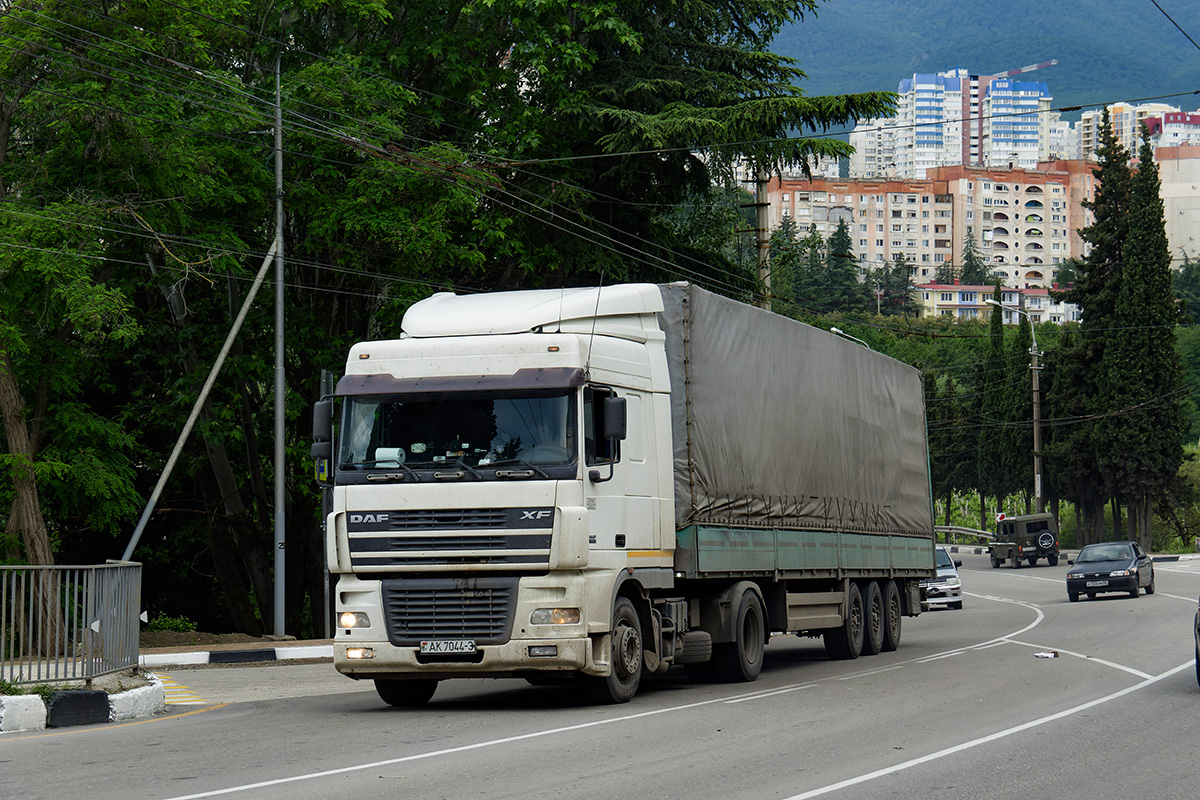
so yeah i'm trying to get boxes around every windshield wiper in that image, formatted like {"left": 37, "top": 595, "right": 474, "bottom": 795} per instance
{"left": 356, "top": 460, "right": 419, "bottom": 482}
{"left": 490, "top": 458, "right": 550, "bottom": 479}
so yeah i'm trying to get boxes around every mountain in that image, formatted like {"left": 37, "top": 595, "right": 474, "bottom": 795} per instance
{"left": 773, "top": 0, "right": 1200, "bottom": 122}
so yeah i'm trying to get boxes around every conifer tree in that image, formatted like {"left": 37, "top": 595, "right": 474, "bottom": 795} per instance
{"left": 1057, "top": 111, "right": 1133, "bottom": 540}
{"left": 1096, "top": 126, "right": 1187, "bottom": 548}
{"left": 959, "top": 229, "right": 991, "bottom": 285}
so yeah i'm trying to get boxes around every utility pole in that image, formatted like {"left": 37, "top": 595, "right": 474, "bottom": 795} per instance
{"left": 750, "top": 166, "right": 771, "bottom": 310}
{"left": 272, "top": 39, "right": 286, "bottom": 637}
{"left": 986, "top": 298, "right": 1044, "bottom": 513}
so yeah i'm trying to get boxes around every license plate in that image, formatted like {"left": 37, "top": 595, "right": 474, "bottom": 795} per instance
{"left": 1086, "top": 580, "right": 1108, "bottom": 587}
{"left": 420, "top": 640, "right": 476, "bottom": 654}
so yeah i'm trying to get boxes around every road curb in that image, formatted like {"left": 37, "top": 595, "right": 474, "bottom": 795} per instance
{"left": 139, "top": 643, "right": 333, "bottom": 669}
{"left": 0, "top": 676, "right": 166, "bottom": 734}
{"left": 942, "top": 545, "right": 1200, "bottom": 563}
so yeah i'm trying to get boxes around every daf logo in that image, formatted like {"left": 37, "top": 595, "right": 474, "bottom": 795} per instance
{"left": 521, "top": 510, "right": 552, "bottom": 520}
{"left": 350, "top": 513, "right": 389, "bottom": 524}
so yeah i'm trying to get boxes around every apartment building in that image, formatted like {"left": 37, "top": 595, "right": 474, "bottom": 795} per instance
{"left": 849, "top": 67, "right": 1054, "bottom": 179}
{"left": 1146, "top": 113, "right": 1200, "bottom": 149}
{"left": 1157, "top": 144, "right": 1200, "bottom": 264}
{"left": 1079, "top": 102, "right": 1179, "bottom": 159}
{"left": 915, "top": 284, "right": 1080, "bottom": 323}
{"left": 768, "top": 162, "right": 1092, "bottom": 287}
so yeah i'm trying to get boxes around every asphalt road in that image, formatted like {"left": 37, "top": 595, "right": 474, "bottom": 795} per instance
{"left": 3, "top": 552, "right": 1198, "bottom": 800}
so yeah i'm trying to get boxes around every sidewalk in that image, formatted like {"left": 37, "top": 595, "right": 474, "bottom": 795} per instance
{"left": 140, "top": 638, "right": 335, "bottom": 669}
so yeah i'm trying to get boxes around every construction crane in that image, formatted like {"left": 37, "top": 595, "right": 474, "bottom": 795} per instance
{"left": 988, "top": 60, "right": 1059, "bottom": 79}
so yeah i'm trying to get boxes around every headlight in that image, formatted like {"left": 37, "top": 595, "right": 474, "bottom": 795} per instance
{"left": 339, "top": 611, "right": 370, "bottom": 628}
{"left": 945, "top": 577, "right": 961, "bottom": 588}
{"left": 1109, "top": 569, "right": 1131, "bottom": 577}
{"left": 531, "top": 607, "right": 580, "bottom": 625}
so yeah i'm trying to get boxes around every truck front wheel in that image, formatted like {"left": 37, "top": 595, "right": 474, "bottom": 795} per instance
{"left": 375, "top": 678, "right": 438, "bottom": 707}
{"left": 823, "top": 582, "right": 864, "bottom": 660}
{"left": 712, "top": 589, "right": 765, "bottom": 682}
{"left": 586, "top": 597, "right": 642, "bottom": 704}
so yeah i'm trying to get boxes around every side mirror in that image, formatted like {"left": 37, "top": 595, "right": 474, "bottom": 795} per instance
{"left": 602, "top": 396, "right": 627, "bottom": 441}
{"left": 311, "top": 441, "right": 332, "bottom": 459}
{"left": 954, "top": 560, "right": 963, "bottom": 568}
{"left": 1067, "top": 558, "right": 1075, "bottom": 565}
{"left": 313, "top": 399, "right": 333, "bottom": 442}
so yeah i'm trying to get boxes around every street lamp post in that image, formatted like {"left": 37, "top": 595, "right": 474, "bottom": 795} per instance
{"left": 985, "top": 298, "right": 1044, "bottom": 513}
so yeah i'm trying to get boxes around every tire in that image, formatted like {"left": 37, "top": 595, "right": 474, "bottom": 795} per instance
{"left": 861, "top": 582, "right": 886, "bottom": 656}
{"left": 1129, "top": 583, "right": 1140, "bottom": 599}
{"left": 712, "top": 589, "right": 766, "bottom": 682}
{"left": 949, "top": 600, "right": 963, "bottom": 610}
{"left": 585, "top": 597, "right": 642, "bottom": 704}
{"left": 1010, "top": 553, "right": 1022, "bottom": 569}
{"left": 1146, "top": 574, "right": 1156, "bottom": 595}
{"left": 1047, "top": 555, "right": 1059, "bottom": 567}
{"left": 881, "top": 580, "right": 902, "bottom": 652}
{"left": 989, "top": 551, "right": 1000, "bottom": 569}
{"left": 1026, "top": 556, "right": 1038, "bottom": 567}
{"left": 823, "top": 582, "right": 864, "bottom": 660}
{"left": 1068, "top": 592, "right": 1078, "bottom": 603}
{"left": 374, "top": 678, "right": 438, "bottom": 707}
{"left": 1087, "top": 592, "right": 1096, "bottom": 599}
{"left": 1195, "top": 643, "right": 1199, "bottom": 689}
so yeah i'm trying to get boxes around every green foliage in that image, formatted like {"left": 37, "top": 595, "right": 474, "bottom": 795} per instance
{"left": 146, "top": 613, "right": 198, "bottom": 633}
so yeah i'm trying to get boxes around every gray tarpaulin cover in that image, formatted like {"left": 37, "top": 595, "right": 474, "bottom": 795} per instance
{"left": 659, "top": 283, "right": 933, "bottom": 537}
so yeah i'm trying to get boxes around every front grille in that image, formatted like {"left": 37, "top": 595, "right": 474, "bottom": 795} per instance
{"left": 381, "top": 577, "right": 518, "bottom": 645}
{"left": 383, "top": 509, "right": 511, "bottom": 530}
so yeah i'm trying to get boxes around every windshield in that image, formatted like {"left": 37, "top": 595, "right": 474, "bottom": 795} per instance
{"left": 338, "top": 389, "right": 577, "bottom": 478}
{"left": 1077, "top": 544, "right": 1132, "bottom": 563}
{"left": 935, "top": 548, "right": 954, "bottom": 569}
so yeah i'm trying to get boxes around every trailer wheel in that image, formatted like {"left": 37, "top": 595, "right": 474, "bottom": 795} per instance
{"left": 585, "top": 597, "right": 642, "bottom": 704}
{"left": 712, "top": 589, "right": 765, "bottom": 682}
{"left": 881, "top": 580, "right": 902, "bottom": 652}
{"left": 862, "top": 581, "right": 885, "bottom": 656}
{"left": 823, "top": 582, "right": 864, "bottom": 660}
{"left": 375, "top": 679, "right": 438, "bottom": 707}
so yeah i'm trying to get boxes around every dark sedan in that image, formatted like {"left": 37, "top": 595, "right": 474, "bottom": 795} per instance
{"left": 1065, "top": 541, "right": 1155, "bottom": 602}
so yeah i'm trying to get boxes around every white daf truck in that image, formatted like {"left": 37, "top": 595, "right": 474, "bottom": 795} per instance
{"left": 311, "top": 283, "right": 935, "bottom": 706}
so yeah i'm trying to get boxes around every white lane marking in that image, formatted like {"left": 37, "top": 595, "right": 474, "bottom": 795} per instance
{"left": 1160, "top": 592, "right": 1197, "bottom": 603}
{"left": 917, "top": 652, "right": 964, "bottom": 663}
{"left": 725, "top": 684, "right": 817, "bottom": 704}
{"left": 835, "top": 665, "right": 904, "bottom": 680}
{"left": 781, "top": 659, "right": 1193, "bottom": 800}
{"left": 1004, "top": 639, "right": 1153, "bottom": 680}
{"left": 162, "top": 593, "right": 1052, "bottom": 800}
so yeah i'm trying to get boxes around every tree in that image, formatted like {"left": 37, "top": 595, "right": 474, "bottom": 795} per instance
{"left": 959, "top": 229, "right": 991, "bottom": 285}
{"left": 1094, "top": 126, "right": 1187, "bottom": 549}
{"left": 824, "top": 219, "right": 870, "bottom": 312}
{"left": 0, "top": 1, "right": 897, "bottom": 634}
{"left": 1056, "top": 111, "right": 1133, "bottom": 541}
{"left": 872, "top": 253, "right": 917, "bottom": 316}
{"left": 1172, "top": 253, "right": 1200, "bottom": 324}
{"left": 976, "top": 285, "right": 1008, "bottom": 526}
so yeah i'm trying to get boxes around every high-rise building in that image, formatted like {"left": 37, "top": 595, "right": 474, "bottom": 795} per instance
{"left": 850, "top": 66, "right": 1054, "bottom": 179}
{"left": 1079, "top": 102, "right": 1179, "bottom": 158}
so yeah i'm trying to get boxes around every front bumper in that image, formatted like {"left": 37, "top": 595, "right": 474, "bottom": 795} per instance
{"left": 334, "top": 637, "right": 597, "bottom": 681}
{"left": 1066, "top": 574, "right": 1138, "bottom": 596}
{"left": 920, "top": 582, "right": 962, "bottom": 609}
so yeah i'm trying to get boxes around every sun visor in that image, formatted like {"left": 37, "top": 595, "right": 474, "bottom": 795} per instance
{"left": 335, "top": 367, "right": 585, "bottom": 396}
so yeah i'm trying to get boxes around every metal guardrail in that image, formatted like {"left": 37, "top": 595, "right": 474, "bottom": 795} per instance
{"left": 934, "top": 525, "right": 995, "bottom": 542}
{"left": 1, "top": 562, "right": 142, "bottom": 687}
